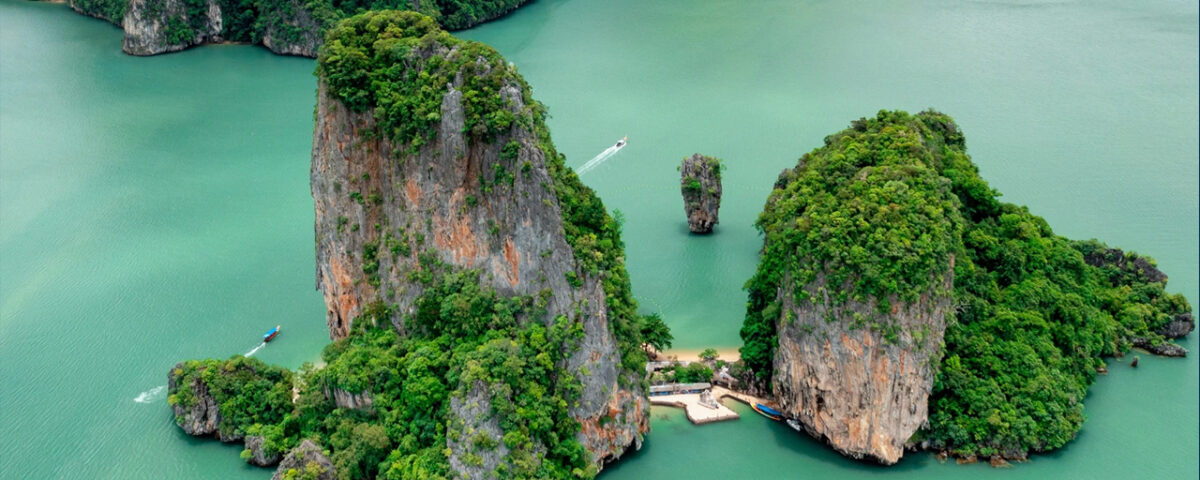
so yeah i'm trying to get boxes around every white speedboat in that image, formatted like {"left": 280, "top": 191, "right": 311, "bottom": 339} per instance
{"left": 614, "top": 135, "right": 627, "bottom": 148}
{"left": 786, "top": 418, "right": 803, "bottom": 432}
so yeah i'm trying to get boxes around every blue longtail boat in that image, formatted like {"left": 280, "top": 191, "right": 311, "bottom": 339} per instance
{"left": 263, "top": 325, "right": 280, "bottom": 342}
{"left": 753, "top": 403, "right": 782, "bottom": 421}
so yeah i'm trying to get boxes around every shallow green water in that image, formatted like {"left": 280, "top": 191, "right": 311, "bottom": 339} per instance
{"left": 0, "top": 0, "right": 1195, "bottom": 479}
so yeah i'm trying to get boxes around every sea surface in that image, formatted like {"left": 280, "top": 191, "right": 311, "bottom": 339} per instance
{"left": 1, "top": 0, "right": 1195, "bottom": 478}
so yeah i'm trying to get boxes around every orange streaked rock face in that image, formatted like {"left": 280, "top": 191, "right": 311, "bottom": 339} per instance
{"left": 771, "top": 268, "right": 952, "bottom": 465}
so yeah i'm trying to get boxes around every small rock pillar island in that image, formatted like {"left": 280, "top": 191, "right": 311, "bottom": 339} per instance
{"left": 680, "top": 153, "right": 723, "bottom": 233}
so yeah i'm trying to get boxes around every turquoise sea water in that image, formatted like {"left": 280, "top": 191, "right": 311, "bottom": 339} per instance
{"left": 0, "top": 1, "right": 1195, "bottom": 478}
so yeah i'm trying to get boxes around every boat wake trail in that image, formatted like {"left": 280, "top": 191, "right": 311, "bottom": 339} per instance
{"left": 134, "top": 385, "right": 166, "bottom": 404}
{"left": 245, "top": 342, "right": 267, "bottom": 357}
{"left": 576, "top": 143, "right": 625, "bottom": 175}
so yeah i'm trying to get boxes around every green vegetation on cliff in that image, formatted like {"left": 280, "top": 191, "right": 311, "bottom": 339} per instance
{"left": 69, "top": 0, "right": 127, "bottom": 23}
{"left": 168, "top": 356, "right": 294, "bottom": 438}
{"left": 741, "top": 110, "right": 1191, "bottom": 458}
{"left": 171, "top": 269, "right": 598, "bottom": 479}
{"left": 289, "top": 272, "right": 595, "bottom": 479}
{"left": 319, "top": 12, "right": 519, "bottom": 149}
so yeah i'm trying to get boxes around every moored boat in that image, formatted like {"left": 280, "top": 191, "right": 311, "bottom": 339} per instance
{"left": 786, "top": 418, "right": 803, "bottom": 432}
{"left": 263, "top": 325, "right": 280, "bottom": 342}
{"left": 752, "top": 403, "right": 782, "bottom": 421}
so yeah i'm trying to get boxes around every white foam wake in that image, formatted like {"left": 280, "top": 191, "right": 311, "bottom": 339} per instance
{"left": 576, "top": 143, "right": 625, "bottom": 175}
{"left": 134, "top": 385, "right": 166, "bottom": 404}
{"left": 245, "top": 342, "right": 267, "bottom": 357}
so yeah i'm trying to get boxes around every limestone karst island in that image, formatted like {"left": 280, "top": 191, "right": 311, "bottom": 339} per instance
{"left": 1, "top": 1, "right": 1197, "bottom": 479}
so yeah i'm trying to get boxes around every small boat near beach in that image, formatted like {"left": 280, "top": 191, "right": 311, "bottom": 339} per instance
{"left": 786, "top": 418, "right": 803, "bottom": 432}
{"left": 263, "top": 325, "right": 280, "bottom": 342}
{"left": 752, "top": 403, "right": 782, "bottom": 421}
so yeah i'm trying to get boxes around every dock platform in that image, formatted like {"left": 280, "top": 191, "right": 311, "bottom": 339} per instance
{"left": 650, "top": 393, "right": 740, "bottom": 424}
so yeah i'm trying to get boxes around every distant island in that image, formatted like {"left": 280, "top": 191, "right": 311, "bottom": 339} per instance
{"left": 158, "top": 9, "right": 1195, "bottom": 480}
{"left": 64, "top": 0, "right": 532, "bottom": 56}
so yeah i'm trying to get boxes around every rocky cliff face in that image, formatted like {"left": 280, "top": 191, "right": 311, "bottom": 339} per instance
{"left": 1159, "top": 313, "right": 1195, "bottom": 339}
{"left": 310, "top": 12, "right": 646, "bottom": 469}
{"left": 270, "top": 440, "right": 336, "bottom": 480}
{"left": 168, "top": 362, "right": 224, "bottom": 438}
{"left": 68, "top": 0, "right": 126, "bottom": 25}
{"left": 122, "top": 0, "right": 223, "bottom": 56}
{"left": 257, "top": 0, "right": 322, "bottom": 57}
{"left": 679, "top": 153, "right": 722, "bottom": 233}
{"left": 311, "top": 76, "right": 600, "bottom": 340}
{"left": 244, "top": 435, "right": 282, "bottom": 467}
{"left": 167, "top": 357, "right": 295, "bottom": 469}
{"left": 772, "top": 271, "right": 952, "bottom": 464}
{"left": 447, "top": 382, "right": 514, "bottom": 478}
{"left": 325, "top": 386, "right": 373, "bottom": 411}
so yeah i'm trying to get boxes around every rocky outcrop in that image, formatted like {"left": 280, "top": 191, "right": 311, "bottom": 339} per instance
{"left": 679, "top": 153, "right": 722, "bottom": 233}
{"left": 576, "top": 385, "right": 648, "bottom": 460}
{"left": 244, "top": 435, "right": 282, "bottom": 467}
{"left": 68, "top": 0, "right": 125, "bottom": 25}
{"left": 167, "top": 358, "right": 293, "bottom": 445}
{"left": 772, "top": 270, "right": 952, "bottom": 465}
{"left": 270, "top": 440, "right": 335, "bottom": 480}
{"left": 258, "top": 0, "right": 322, "bottom": 57}
{"left": 168, "top": 362, "right": 222, "bottom": 437}
{"left": 325, "top": 387, "right": 373, "bottom": 411}
{"left": 1131, "top": 312, "right": 1195, "bottom": 357}
{"left": 447, "top": 382, "right": 513, "bottom": 478}
{"left": 1159, "top": 313, "right": 1195, "bottom": 339}
{"left": 310, "top": 13, "right": 646, "bottom": 470}
{"left": 1131, "top": 337, "right": 1188, "bottom": 357}
{"left": 1081, "top": 245, "right": 1168, "bottom": 283}
{"left": 122, "top": 0, "right": 223, "bottom": 56}
{"left": 1079, "top": 244, "right": 1193, "bottom": 351}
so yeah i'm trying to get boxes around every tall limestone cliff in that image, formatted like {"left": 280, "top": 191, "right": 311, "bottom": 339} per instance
{"left": 741, "top": 112, "right": 963, "bottom": 464}
{"left": 163, "top": 12, "right": 652, "bottom": 478}
{"left": 310, "top": 11, "right": 647, "bottom": 471}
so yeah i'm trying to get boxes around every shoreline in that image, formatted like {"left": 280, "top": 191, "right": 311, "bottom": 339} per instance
{"left": 655, "top": 347, "right": 741, "bottom": 362}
